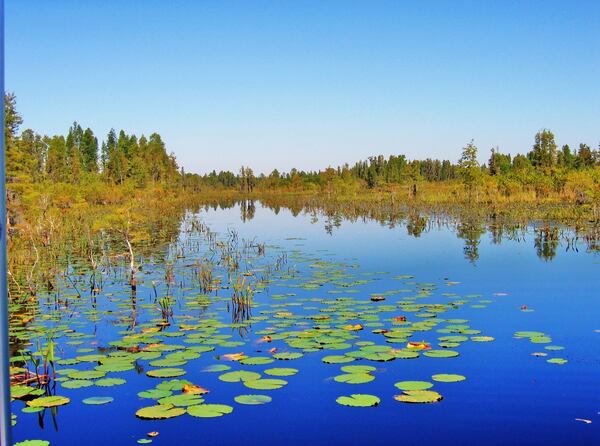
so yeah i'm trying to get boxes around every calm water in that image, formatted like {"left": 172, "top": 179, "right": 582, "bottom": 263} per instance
{"left": 10, "top": 202, "right": 600, "bottom": 446}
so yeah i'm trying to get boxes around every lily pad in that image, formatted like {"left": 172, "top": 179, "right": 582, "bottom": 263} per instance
{"left": 138, "top": 389, "right": 173, "bottom": 400}
{"left": 264, "top": 368, "right": 298, "bottom": 377}
{"left": 82, "top": 396, "right": 114, "bottom": 405}
{"left": 27, "top": 396, "right": 70, "bottom": 408}
{"left": 322, "top": 355, "right": 354, "bottom": 364}
{"left": 68, "top": 370, "right": 106, "bottom": 380}
{"left": 135, "top": 404, "right": 186, "bottom": 419}
{"left": 395, "top": 390, "right": 443, "bottom": 403}
{"left": 203, "top": 364, "right": 231, "bottom": 372}
{"left": 394, "top": 381, "right": 433, "bottom": 391}
{"left": 13, "top": 441, "right": 50, "bottom": 446}
{"left": 431, "top": 374, "right": 466, "bottom": 383}
{"left": 187, "top": 404, "right": 233, "bottom": 418}
{"left": 423, "top": 350, "right": 459, "bottom": 358}
{"left": 62, "top": 380, "right": 94, "bottom": 389}
{"left": 218, "top": 370, "right": 261, "bottom": 383}
{"left": 95, "top": 378, "right": 126, "bottom": 387}
{"left": 272, "top": 352, "right": 303, "bottom": 360}
{"left": 334, "top": 373, "right": 375, "bottom": 384}
{"left": 146, "top": 368, "right": 186, "bottom": 378}
{"left": 243, "top": 379, "right": 287, "bottom": 390}
{"left": 340, "top": 365, "right": 376, "bottom": 374}
{"left": 158, "top": 393, "right": 204, "bottom": 407}
{"left": 234, "top": 394, "right": 272, "bottom": 405}
{"left": 336, "top": 394, "right": 380, "bottom": 407}
{"left": 239, "top": 357, "right": 275, "bottom": 366}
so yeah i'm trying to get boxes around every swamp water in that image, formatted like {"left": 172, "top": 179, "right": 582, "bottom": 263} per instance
{"left": 9, "top": 201, "right": 600, "bottom": 445}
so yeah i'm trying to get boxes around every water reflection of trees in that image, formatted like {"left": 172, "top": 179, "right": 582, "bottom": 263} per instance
{"left": 456, "top": 220, "right": 485, "bottom": 263}
{"left": 534, "top": 227, "right": 560, "bottom": 261}
{"left": 198, "top": 196, "right": 599, "bottom": 263}
{"left": 240, "top": 199, "right": 256, "bottom": 222}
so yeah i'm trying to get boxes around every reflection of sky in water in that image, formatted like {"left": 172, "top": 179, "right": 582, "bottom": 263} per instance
{"left": 12, "top": 202, "right": 600, "bottom": 446}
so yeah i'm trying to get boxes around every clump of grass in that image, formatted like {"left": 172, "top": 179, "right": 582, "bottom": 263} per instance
{"left": 157, "top": 297, "right": 174, "bottom": 325}
{"left": 197, "top": 260, "right": 213, "bottom": 293}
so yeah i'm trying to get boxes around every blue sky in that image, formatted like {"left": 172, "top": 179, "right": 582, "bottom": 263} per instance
{"left": 6, "top": 0, "right": 600, "bottom": 174}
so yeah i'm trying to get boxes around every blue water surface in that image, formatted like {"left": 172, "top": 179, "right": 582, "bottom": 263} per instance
{"left": 10, "top": 202, "right": 600, "bottom": 446}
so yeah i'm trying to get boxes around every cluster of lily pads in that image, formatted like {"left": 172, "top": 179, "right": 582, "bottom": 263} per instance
{"left": 514, "top": 331, "right": 567, "bottom": 365}
{"left": 7, "top": 216, "right": 567, "bottom": 445}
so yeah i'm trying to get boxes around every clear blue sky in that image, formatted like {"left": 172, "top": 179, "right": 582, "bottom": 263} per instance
{"left": 6, "top": 0, "right": 600, "bottom": 174}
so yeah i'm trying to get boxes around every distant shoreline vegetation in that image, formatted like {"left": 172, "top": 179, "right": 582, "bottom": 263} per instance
{"left": 5, "top": 93, "right": 599, "bottom": 214}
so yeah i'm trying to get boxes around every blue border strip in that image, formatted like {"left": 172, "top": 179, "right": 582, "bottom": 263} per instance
{"left": 0, "top": 0, "right": 13, "bottom": 443}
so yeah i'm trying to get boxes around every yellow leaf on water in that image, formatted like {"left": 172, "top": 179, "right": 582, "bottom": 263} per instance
{"left": 182, "top": 384, "right": 209, "bottom": 395}
{"left": 221, "top": 352, "right": 246, "bottom": 361}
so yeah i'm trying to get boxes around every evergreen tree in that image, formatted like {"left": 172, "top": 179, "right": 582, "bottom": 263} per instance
{"left": 5, "top": 93, "right": 25, "bottom": 182}
{"left": 80, "top": 128, "right": 98, "bottom": 172}
{"left": 576, "top": 143, "right": 594, "bottom": 168}
{"left": 528, "top": 129, "right": 557, "bottom": 168}
{"left": 45, "top": 135, "right": 68, "bottom": 182}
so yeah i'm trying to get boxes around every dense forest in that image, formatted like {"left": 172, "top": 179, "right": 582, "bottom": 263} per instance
{"left": 5, "top": 93, "right": 600, "bottom": 217}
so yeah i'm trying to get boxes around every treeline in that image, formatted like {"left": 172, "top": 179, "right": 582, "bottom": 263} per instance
{"left": 195, "top": 129, "right": 599, "bottom": 203}
{"left": 5, "top": 93, "right": 180, "bottom": 188}
{"left": 5, "top": 93, "right": 600, "bottom": 205}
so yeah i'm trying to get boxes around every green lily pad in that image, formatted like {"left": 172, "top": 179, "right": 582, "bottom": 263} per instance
{"left": 21, "top": 407, "right": 44, "bottom": 414}
{"left": 149, "top": 358, "right": 187, "bottom": 367}
{"left": 322, "top": 355, "right": 354, "bottom": 364}
{"left": 95, "top": 378, "right": 126, "bottom": 387}
{"left": 243, "top": 379, "right": 287, "bottom": 390}
{"left": 13, "top": 441, "right": 50, "bottom": 446}
{"left": 218, "top": 370, "right": 261, "bottom": 383}
{"left": 67, "top": 370, "right": 106, "bottom": 380}
{"left": 334, "top": 373, "right": 375, "bottom": 384}
{"left": 156, "top": 379, "right": 192, "bottom": 391}
{"left": 135, "top": 403, "right": 186, "bottom": 419}
{"left": 11, "top": 386, "right": 44, "bottom": 399}
{"left": 530, "top": 336, "right": 552, "bottom": 344}
{"left": 264, "top": 368, "right": 298, "bottom": 377}
{"left": 362, "top": 352, "right": 395, "bottom": 362}
{"left": 187, "top": 404, "right": 234, "bottom": 418}
{"left": 82, "top": 396, "right": 114, "bottom": 405}
{"left": 423, "top": 350, "right": 459, "bottom": 358}
{"left": 340, "top": 365, "right": 376, "bottom": 374}
{"left": 239, "top": 357, "right": 275, "bottom": 365}
{"left": 272, "top": 352, "right": 303, "bottom": 360}
{"left": 62, "top": 379, "right": 94, "bottom": 389}
{"left": 234, "top": 394, "right": 272, "bottom": 405}
{"left": 394, "top": 381, "right": 433, "bottom": 391}
{"left": 27, "top": 396, "right": 70, "bottom": 408}
{"left": 336, "top": 394, "right": 380, "bottom": 407}
{"left": 390, "top": 350, "right": 419, "bottom": 359}
{"left": 431, "top": 374, "right": 466, "bottom": 382}
{"left": 158, "top": 393, "right": 204, "bottom": 407}
{"left": 146, "top": 368, "right": 186, "bottom": 378}
{"left": 138, "top": 389, "right": 173, "bottom": 399}
{"left": 203, "top": 364, "right": 231, "bottom": 372}
{"left": 95, "top": 362, "right": 135, "bottom": 373}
